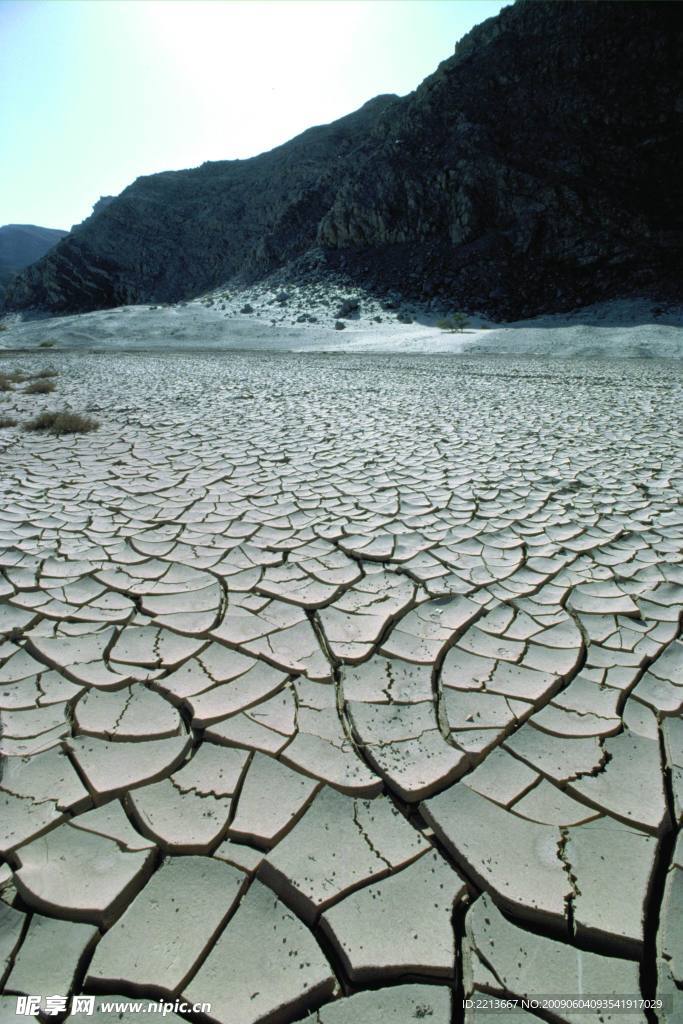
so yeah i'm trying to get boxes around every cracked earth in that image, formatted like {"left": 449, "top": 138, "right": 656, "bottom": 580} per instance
{"left": 0, "top": 350, "right": 681, "bottom": 1023}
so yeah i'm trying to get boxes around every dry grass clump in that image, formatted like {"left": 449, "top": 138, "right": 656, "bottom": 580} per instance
{"left": 24, "top": 378, "right": 56, "bottom": 394}
{"left": 24, "top": 411, "right": 99, "bottom": 435}
{"left": 0, "top": 415, "right": 18, "bottom": 428}
{"left": 0, "top": 371, "right": 29, "bottom": 390}
{"left": 1, "top": 368, "right": 58, "bottom": 390}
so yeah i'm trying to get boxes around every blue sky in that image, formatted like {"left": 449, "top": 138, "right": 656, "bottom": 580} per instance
{"left": 0, "top": 0, "right": 507, "bottom": 230}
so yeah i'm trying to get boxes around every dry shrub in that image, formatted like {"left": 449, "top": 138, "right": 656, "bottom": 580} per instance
{"left": 31, "top": 368, "right": 59, "bottom": 379}
{"left": 25, "top": 411, "right": 99, "bottom": 435}
{"left": 24, "top": 379, "right": 56, "bottom": 394}
{"left": 0, "top": 371, "right": 29, "bottom": 389}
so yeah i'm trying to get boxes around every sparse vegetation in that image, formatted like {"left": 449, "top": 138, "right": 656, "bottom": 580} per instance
{"left": 397, "top": 311, "right": 414, "bottom": 324}
{"left": 0, "top": 370, "right": 29, "bottom": 390}
{"left": 24, "top": 411, "right": 99, "bottom": 435}
{"left": 0, "top": 369, "right": 58, "bottom": 390}
{"left": 39, "top": 340, "right": 55, "bottom": 348}
{"left": 0, "top": 324, "right": 8, "bottom": 332}
{"left": 24, "top": 379, "right": 56, "bottom": 394}
{"left": 436, "top": 312, "right": 469, "bottom": 332}
{"left": 0, "top": 415, "right": 17, "bottom": 428}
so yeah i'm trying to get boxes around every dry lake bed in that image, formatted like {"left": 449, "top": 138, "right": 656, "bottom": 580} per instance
{"left": 0, "top": 349, "right": 681, "bottom": 1023}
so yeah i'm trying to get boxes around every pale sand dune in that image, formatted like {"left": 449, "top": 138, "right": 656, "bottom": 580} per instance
{"left": 1, "top": 294, "right": 681, "bottom": 358}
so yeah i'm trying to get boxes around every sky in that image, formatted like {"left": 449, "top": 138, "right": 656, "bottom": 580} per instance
{"left": 0, "top": 0, "right": 507, "bottom": 231}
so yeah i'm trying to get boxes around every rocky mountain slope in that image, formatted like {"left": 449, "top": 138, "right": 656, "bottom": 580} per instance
{"left": 0, "top": 224, "right": 67, "bottom": 304}
{"left": 4, "top": 0, "right": 682, "bottom": 319}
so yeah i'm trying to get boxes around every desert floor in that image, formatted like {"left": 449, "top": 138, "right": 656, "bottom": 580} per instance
{"left": 0, "top": 343, "right": 681, "bottom": 1023}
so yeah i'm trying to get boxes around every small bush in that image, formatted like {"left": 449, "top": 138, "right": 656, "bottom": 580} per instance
{"left": 240, "top": 304, "right": 254, "bottom": 314}
{"left": 24, "top": 379, "right": 56, "bottom": 394}
{"left": 436, "top": 312, "right": 469, "bottom": 332}
{"left": 397, "top": 311, "right": 414, "bottom": 324}
{"left": 334, "top": 321, "right": 346, "bottom": 331}
{"left": 0, "top": 324, "right": 7, "bottom": 332}
{"left": 25, "top": 411, "right": 99, "bottom": 435}
{"left": 39, "top": 340, "right": 55, "bottom": 348}
{"left": 31, "top": 368, "right": 59, "bottom": 379}
{"left": 0, "top": 415, "right": 17, "bottom": 428}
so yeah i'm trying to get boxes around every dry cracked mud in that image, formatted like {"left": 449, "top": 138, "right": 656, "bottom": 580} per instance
{"left": 0, "top": 349, "right": 681, "bottom": 1023}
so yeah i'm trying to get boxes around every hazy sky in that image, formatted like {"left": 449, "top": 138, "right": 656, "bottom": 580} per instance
{"left": 0, "top": 0, "right": 507, "bottom": 230}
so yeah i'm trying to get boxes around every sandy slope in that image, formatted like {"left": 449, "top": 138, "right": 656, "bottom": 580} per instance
{"left": 0, "top": 291, "right": 681, "bottom": 358}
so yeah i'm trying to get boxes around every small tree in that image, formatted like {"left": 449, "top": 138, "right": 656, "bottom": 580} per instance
{"left": 436, "top": 311, "right": 469, "bottom": 333}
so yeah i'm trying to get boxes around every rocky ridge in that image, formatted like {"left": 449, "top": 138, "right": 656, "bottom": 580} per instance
{"left": 0, "top": 225, "right": 67, "bottom": 306}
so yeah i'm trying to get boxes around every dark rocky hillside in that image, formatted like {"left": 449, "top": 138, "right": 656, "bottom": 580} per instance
{"left": 0, "top": 224, "right": 67, "bottom": 304}
{"left": 5, "top": 0, "right": 682, "bottom": 319}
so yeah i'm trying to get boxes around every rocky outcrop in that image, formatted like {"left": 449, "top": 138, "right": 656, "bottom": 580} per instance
{"left": 5, "top": 1, "right": 682, "bottom": 319}
{"left": 0, "top": 224, "right": 67, "bottom": 304}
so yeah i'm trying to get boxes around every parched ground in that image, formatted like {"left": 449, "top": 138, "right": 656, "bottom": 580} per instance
{"left": 0, "top": 349, "right": 681, "bottom": 1023}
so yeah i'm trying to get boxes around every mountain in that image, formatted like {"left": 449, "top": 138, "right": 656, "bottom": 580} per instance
{"left": 4, "top": 0, "right": 682, "bottom": 320}
{"left": 0, "top": 224, "right": 67, "bottom": 304}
